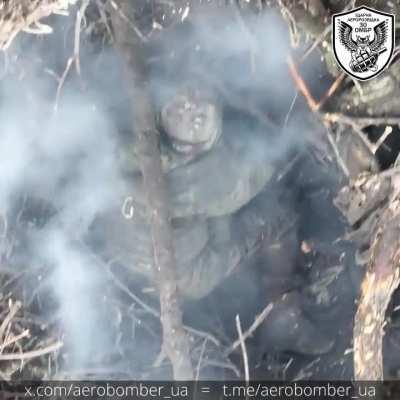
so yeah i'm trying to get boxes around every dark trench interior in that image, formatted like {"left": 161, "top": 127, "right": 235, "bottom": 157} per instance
{"left": 1, "top": 1, "right": 400, "bottom": 381}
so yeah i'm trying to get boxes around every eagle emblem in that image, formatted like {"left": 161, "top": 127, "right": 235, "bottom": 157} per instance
{"left": 339, "top": 20, "right": 387, "bottom": 73}
{"left": 332, "top": 6, "right": 394, "bottom": 80}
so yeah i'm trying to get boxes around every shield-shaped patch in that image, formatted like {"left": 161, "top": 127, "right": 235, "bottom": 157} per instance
{"left": 332, "top": 6, "right": 395, "bottom": 80}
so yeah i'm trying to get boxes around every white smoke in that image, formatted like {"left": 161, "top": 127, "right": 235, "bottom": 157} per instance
{"left": 0, "top": 4, "right": 318, "bottom": 377}
{"left": 0, "top": 44, "right": 125, "bottom": 371}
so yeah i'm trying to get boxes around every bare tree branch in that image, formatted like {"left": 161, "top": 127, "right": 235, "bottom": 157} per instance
{"left": 109, "top": 0, "right": 193, "bottom": 380}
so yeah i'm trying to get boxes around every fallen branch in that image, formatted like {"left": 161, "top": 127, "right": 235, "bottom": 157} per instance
{"left": 324, "top": 113, "right": 400, "bottom": 129}
{"left": 353, "top": 186, "right": 400, "bottom": 380}
{"left": 336, "top": 172, "right": 400, "bottom": 380}
{"left": 109, "top": 0, "right": 193, "bottom": 380}
{"left": 324, "top": 113, "right": 387, "bottom": 154}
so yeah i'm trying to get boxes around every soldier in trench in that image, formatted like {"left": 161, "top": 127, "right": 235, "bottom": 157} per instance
{"left": 89, "top": 0, "right": 375, "bottom": 366}
{"left": 89, "top": 82, "right": 337, "bottom": 357}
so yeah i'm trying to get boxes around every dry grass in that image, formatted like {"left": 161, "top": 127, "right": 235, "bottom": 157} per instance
{"left": 0, "top": 0, "right": 77, "bottom": 50}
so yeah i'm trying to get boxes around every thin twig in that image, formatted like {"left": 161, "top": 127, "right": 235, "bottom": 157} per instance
{"left": 107, "top": 263, "right": 220, "bottom": 346}
{"left": 283, "top": 91, "right": 298, "bottom": 127}
{"left": 323, "top": 113, "right": 376, "bottom": 155}
{"left": 108, "top": 0, "right": 148, "bottom": 42}
{"left": 373, "top": 126, "right": 393, "bottom": 155}
{"left": 287, "top": 55, "right": 319, "bottom": 111}
{"left": 0, "top": 301, "right": 21, "bottom": 344}
{"left": 107, "top": 264, "right": 159, "bottom": 318}
{"left": 201, "top": 359, "right": 241, "bottom": 378}
{"left": 74, "top": 0, "right": 90, "bottom": 76}
{"left": 326, "top": 128, "right": 350, "bottom": 178}
{"left": 317, "top": 72, "right": 346, "bottom": 110}
{"left": 300, "top": 24, "right": 331, "bottom": 63}
{"left": 278, "top": 0, "right": 300, "bottom": 47}
{"left": 227, "top": 303, "right": 273, "bottom": 355}
{"left": 54, "top": 57, "right": 74, "bottom": 111}
{"left": 0, "top": 329, "right": 30, "bottom": 352}
{"left": 195, "top": 338, "right": 208, "bottom": 381}
{"left": 235, "top": 315, "right": 249, "bottom": 383}
{"left": 0, "top": 341, "right": 63, "bottom": 361}
{"left": 300, "top": 2, "right": 354, "bottom": 63}
{"left": 96, "top": 0, "right": 113, "bottom": 40}
{"left": 288, "top": 56, "right": 345, "bottom": 112}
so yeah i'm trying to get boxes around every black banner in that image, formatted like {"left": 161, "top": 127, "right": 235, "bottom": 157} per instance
{"left": 1, "top": 381, "right": 399, "bottom": 400}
